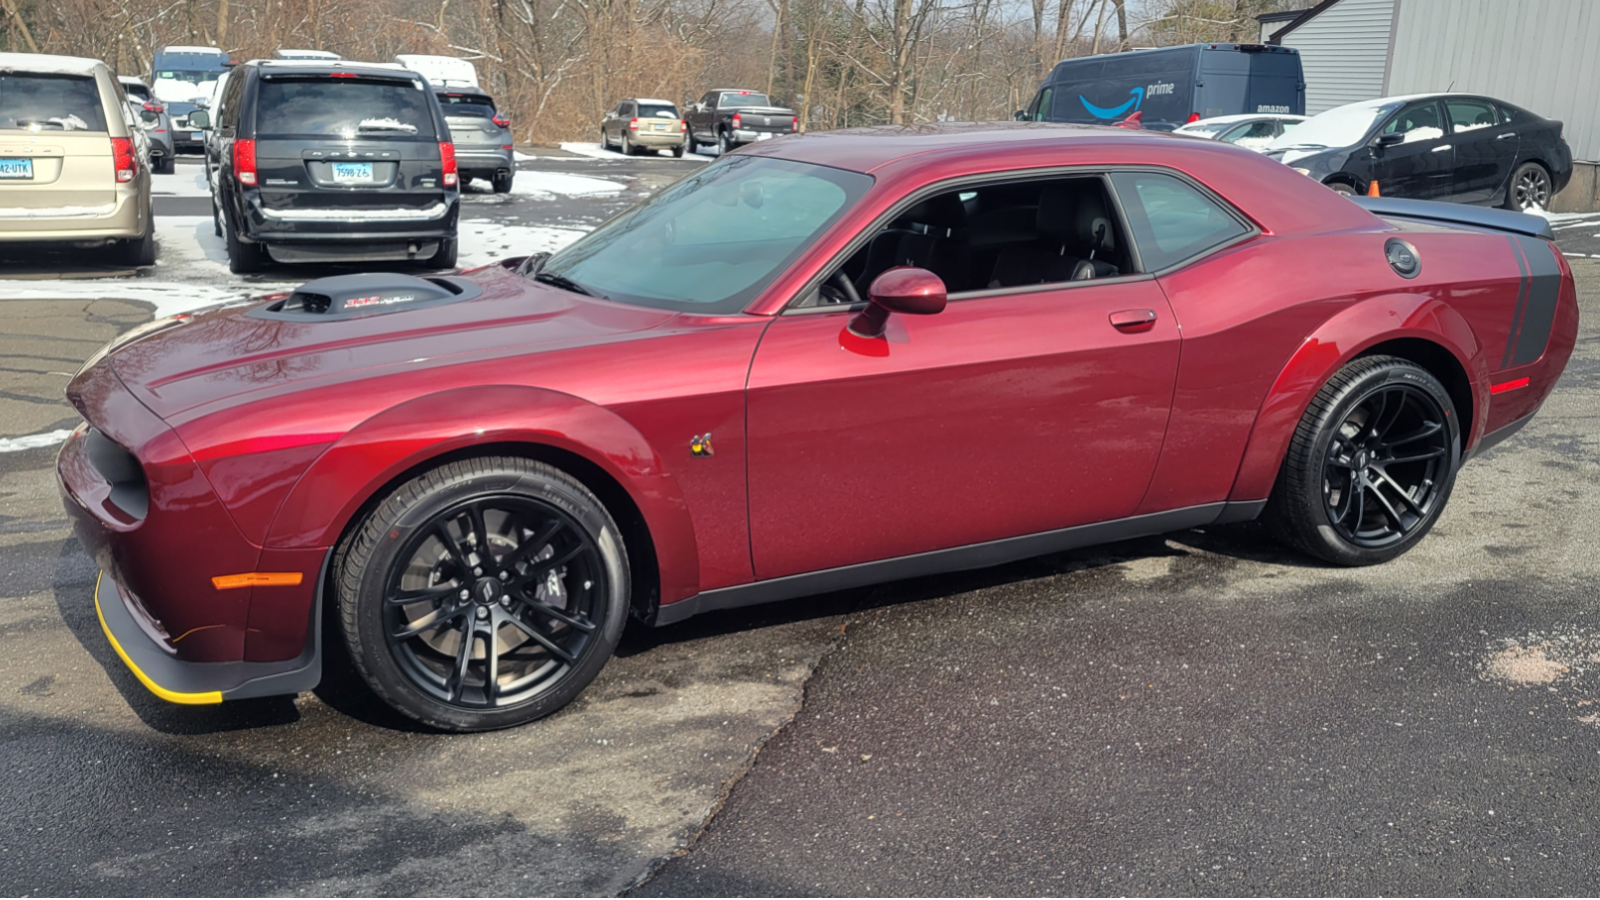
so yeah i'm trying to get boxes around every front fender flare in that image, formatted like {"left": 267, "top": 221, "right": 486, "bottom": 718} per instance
{"left": 262, "top": 384, "right": 700, "bottom": 604}
{"left": 1228, "top": 293, "right": 1487, "bottom": 502}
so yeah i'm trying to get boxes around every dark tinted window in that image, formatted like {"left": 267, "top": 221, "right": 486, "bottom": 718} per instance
{"left": 255, "top": 77, "right": 436, "bottom": 138}
{"left": 1445, "top": 98, "right": 1498, "bottom": 133}
{"left": 1380, "top": 101, "right": 1445, "bottom": 143}
{"left": 1111, "top": 171, "right": 1248, "bottom": 271}
{"left": 122, "top": 82, "right": 152, "bottom": 101}
{"left": 719, "top": 91, "right": 772, "bottom": 109}
{"left": 638, "top": 103, "right": 678, "bottom": 119}
{"left": 0, "top": 74, "right": 108, "bottom": 132}
{"left": 1498, "top": 103, "right": 1532, "bottom": 124}
{"left": 437, "top": 92, "right": 496, "bottom": 118}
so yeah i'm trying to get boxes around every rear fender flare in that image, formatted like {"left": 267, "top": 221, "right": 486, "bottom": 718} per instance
{"left": 1228, "top": 293, "right": 1486, "bottom": 502}
{"left": 262, "top": 384, "right": 699, "bottom": 604}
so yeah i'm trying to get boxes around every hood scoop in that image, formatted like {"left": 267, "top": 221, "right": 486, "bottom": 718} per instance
{"left": 249, "top": 273, "right": 483, "bottom": 322}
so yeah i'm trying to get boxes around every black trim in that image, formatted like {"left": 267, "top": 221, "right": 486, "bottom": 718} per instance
{"left": 654, "top": 503, "right": 1238, "bottom": 626}
{"left": 1353, "top": 196, "right": 1555, "bottom": 241}
{"left": 1501, "top": 234, "right": 1531, "bottom": 369}
{"left": 1465, "top": 407, "right": 1540, "bottom": 461}
{"left": 1509, "top": 234, "right": 1562, "bottom": 367}
{"left": 98, "top": 550, "right": 328, "bottom": 701}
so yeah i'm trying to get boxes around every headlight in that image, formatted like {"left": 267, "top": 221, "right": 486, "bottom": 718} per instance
{"left": 1293, "top": 168, "right": 1312, "bottom": 176}
{"left": 76, "top": 314, "right": 193, "bottom": 377}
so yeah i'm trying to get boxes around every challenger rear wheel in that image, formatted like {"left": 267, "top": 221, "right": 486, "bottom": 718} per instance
{"left": 335, "top": 456, "right": 629, "bottom": 732}
{"left": 1266, "top": 356, "right": 1460, "bottom": 566}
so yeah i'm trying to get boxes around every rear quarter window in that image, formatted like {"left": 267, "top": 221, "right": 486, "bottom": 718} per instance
{"left": 1110, "top": 171, "right": 1249, "bottom": 271}
{"left": 0, "top": 73, "right": 109, "bottom": 132}
{"left": 255, "top": 77, "right": 437, "bottom": 138}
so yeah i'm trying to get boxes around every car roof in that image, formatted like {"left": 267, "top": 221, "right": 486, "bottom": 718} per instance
{"left": 1183, "top": 113, "right": 1307, "bottom": 126}
{"left": 631, "top": 98, "right": 676, "bottom": 105}
{"left": 251, "top": 59, "right": 419, "bottom": 78}
{"left": 745, "top": 121, "right": 1208, "bottom": 174}
{"left": 118, "top": 75, "right": 152, "bottom": 87}
{"left": 710, "top": 88, "right": 768, "bottom": 94}
{"left": 0, "top": 53, "right": 105, "bottom": 76}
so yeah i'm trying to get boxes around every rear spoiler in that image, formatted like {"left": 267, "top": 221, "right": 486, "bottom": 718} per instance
{"left": 1353, "top": 197, "right": 1554, "bottom": 241}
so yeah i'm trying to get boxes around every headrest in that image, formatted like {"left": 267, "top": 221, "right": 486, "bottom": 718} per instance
{"left": 895, "top": 192, "right": 967, "bottom": 231}
{"left": 1036, "top": 181, "right": 1115, "bottom": 256}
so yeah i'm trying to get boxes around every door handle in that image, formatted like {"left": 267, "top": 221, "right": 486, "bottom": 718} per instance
{"left": 1432, "top": 144, "right": 1452, "bottom": 152}
{"left": 1109, "top": 308, "right": 1158, "bottom": 331}
{"left": 1497, "top": 132, "right": 1517, "bottom": 140}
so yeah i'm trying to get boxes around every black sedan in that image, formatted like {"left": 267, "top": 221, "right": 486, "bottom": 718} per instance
{"left": 1265, "top": 93, "right": 1571, "bottom": 211}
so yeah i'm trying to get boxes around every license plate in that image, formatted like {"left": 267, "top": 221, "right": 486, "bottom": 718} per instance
{"left": 191, "top": 132, "right": 203, "bottom": 140}
{"left": 0, "top": 158, "right": 33, "bottom": 179}
{"left": 332, "top": 162, "right": 373, "bottom": 182}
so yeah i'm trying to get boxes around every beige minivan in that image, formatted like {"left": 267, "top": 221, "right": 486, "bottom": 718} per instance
{"left": 0, "top": 53, "right": 155, "bottom": 265}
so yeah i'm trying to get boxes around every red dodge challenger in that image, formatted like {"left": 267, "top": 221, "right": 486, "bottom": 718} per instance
{"left": 59, "top": 123, "right": 1578, "bottom": 731}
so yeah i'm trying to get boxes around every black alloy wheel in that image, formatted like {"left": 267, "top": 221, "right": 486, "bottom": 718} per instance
{"left": 337, "top": 457, "right": 628, "bottom": 731}
{"left": 1267, "top": 355, "right": 1459, "bottom": 566}
{"left": 1507, "top": 162, "right": 1552, "bottom": 211}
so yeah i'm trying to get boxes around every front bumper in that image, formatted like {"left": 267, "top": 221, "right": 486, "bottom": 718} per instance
{"left": 58, "top": 361, "right": 328, "bottom": 705}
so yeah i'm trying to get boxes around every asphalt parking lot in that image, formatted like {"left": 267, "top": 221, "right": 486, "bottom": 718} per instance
{"left": 2, "top": 153, "right": 1598, "bottom": 895}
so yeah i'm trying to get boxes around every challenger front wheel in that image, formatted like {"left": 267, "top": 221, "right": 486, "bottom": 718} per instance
{"left": 335, "top": 456, "right": 629, "bottom": 731}
{"left": 1266, "top": 355, "right": 1460, "bottom": 566}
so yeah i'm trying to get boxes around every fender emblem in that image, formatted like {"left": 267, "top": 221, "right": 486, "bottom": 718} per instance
{"left": 689, "top": 434, "right": 714, "bottom": 457}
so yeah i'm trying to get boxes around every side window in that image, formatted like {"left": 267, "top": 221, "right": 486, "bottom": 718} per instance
{"left": 1380, "top": 102, "right": 1445, "bottom": 143}
{"left": 1110, "top": 171, "right": 1249, "bottom": 272}
{"left": 220, "top": 72, "right": 246, "bottom": 129}
{"left": 1025, "top": 87, "right": 1053, "bottom": 122}
{"left": 1445, "top": 98, "right": 1498, "bottom": 133}
{"left": 815, "top": 175, "right": 1135, "bottom": 305}
{"left": 1498, "top": 104, "right": 1528, "bottom": 125}
{"left": 701, "top": 92, "right": 716, "bottom": 109}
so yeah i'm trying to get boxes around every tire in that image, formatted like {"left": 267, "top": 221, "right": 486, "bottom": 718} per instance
{"left": 1504, "top": 162, "right": 1552, "bottom": 212}
{"left": 672, "top": 141, "right": 686, "bottom": 158}
{"left": 600, "top": 128, "right": 611, "bottom": 150}
{"left": 460, "top": 175, "right": 474, "bottom": 188}
{"left": 212, "top": 198, "right": 223, "bottom": 237}
{"left": 718, "top": 129, "right": 733, "bottom": 155}
{"left": 492, "top": 172, "right": 513, "bottom": 194}
{"left": 225, "top": 217, "right": 264, "bottom": 274}
{"left": 424, "top": 237, "right": 458, "bottom": 269}
{"left": 1265, "top": 355, "right": 1460, "bottom": 566}
{"left": 1326, "top": 181, "right": 1358, "bottom": 197}
{"left": 334, "top": 456, "right": 630, "bottom": 732}
{"left": 155, "top": 156, "right": 175, "bottom": 175}
{"left": 621, "top": 132, "right": 635, "bottom": 156}
{"left": 113, "top": 215, "right": 156, "bottom": 267}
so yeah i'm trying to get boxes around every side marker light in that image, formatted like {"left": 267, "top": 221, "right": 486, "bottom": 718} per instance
{"left": 213, "top": 572, "right": 304, "bottom": 590}
{"left": 1490, "top": 377, "right": 1530, "bottom": 395}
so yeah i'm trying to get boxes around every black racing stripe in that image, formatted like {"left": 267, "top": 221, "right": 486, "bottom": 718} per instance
{"left": 1500, "top": 234, "right": 1530, "bottom": 369}
{"left": 1511, "top": 234, "right": 1562, "bottom": 367}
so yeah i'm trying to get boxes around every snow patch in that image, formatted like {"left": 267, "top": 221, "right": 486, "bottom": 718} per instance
{"left": 0, "top": 429, "right": 74, "bottom": 453}
{"left": 258, "top": 203, "right": 449, "bottom": 221}
{"left": 457, "top": 220, "right": 588, "bottom": 266}
{"left": 559, "top": 141, "right": 715, "bottom": 162}
{"left": 0, "top": 203, "right": 114, "bottom": 218}
{"left": 0, "top": 280, "right": 283, "bottom": 318}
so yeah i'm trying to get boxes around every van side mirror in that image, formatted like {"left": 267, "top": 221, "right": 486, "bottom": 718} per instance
{"left": 188, "top": 109, "right": 211, "bottom": 129}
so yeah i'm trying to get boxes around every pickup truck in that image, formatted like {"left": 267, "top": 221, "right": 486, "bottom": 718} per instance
{"left": 684, "top": 89, "right": 797, "bottom": 154}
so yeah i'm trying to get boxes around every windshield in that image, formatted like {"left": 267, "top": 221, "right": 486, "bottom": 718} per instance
{"left": 719, "top": 92, "right": 772, "bottom": 109}
{"left": 538, "top": 156, "right": 872, "bottom": 313}
{"left": 256, "top": 77, "right": 437, "bottom": 138}
{"left": 0, "top": 74, "right": 108, "bottom": 132}
{"left": 1268, "top": 100, "right": 1399, "bottom": 152}
{"left": 156, "top": 69, "right": 220, "bottom": 85}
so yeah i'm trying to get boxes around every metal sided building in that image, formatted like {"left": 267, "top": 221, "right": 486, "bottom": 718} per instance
{"left": 1268, "top": 0, "right": 1600, "bottom": 211}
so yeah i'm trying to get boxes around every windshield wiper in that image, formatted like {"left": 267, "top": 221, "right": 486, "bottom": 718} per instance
{"left": 534, "top": 270, "right": 600, "bottom": 298}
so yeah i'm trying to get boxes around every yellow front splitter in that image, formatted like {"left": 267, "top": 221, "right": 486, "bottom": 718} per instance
{"left": 94, "top": 572, "right": 222, "bottom": 705}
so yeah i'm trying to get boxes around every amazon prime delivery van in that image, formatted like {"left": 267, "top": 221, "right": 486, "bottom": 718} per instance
{"left": 1020, "top": 43, "right": 1304, "bottom": 131}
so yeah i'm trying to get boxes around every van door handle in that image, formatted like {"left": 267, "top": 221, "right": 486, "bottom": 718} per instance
{"left": 1497, "top": 132, "right": 1517, "bottom": 140}
{"left": 1432, "top": 144, "right": 1452, "bottom": 152}
{"left": 1109, "top": 309, "right": 1158, "bottom": 331}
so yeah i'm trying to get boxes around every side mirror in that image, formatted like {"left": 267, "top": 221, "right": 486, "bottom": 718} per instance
{"left": 187, "top": 109, "right": 211, "bottom": 129}
{"left": 1374, "top": 132, "right": 1405, "bottom": 148}
{"left": 1014, "top": 109, "right": 1027, "bottom": 121}
{"left": 850, "top": 266, "right": 947, "bottom": 337}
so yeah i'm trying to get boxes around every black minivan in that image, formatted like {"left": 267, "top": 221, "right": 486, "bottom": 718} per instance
{"left": 191, "top": 59, "right": 460, "bottom": 274}
{"left": 1019, "top": 43, "right": 1304, "bottom": 131}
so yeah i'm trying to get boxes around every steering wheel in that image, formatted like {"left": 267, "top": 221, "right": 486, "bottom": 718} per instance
{"left": 826, "top": 270, "right": 864, "bottom": 306}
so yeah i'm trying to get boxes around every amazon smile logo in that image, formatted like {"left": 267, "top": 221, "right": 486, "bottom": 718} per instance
{"left": 1078, "top": 82, "right": 1174, "bottom": 119}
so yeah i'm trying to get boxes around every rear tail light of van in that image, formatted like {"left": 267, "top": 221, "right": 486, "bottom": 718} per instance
{"left": 439, "top": 141, "right": 458, "bottom": 187}
{"left": 110, "top": 137, "right": 137, "bottom": 183}
{"left": 233, "top": 138, "right": 257, "bottom": 185}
